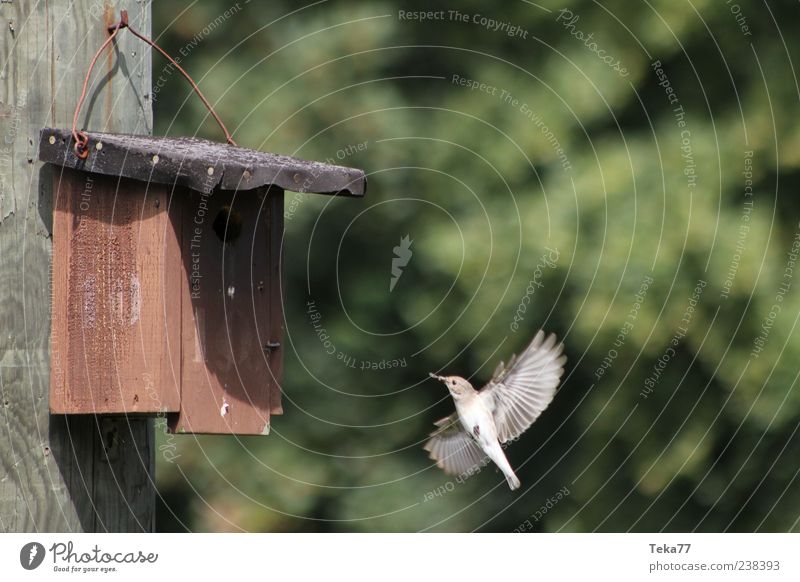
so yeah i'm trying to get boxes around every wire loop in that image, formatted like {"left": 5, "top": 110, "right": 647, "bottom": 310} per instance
{"left": 71, "top": 10, "right": 237, "bottom": 159}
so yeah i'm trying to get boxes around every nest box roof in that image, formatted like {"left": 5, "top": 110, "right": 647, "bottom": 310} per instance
{"left": 38, "top": 128, "right": 367, "bottom": 196}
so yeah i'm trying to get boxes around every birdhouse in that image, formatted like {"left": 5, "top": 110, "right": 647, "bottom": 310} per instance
{"left": 39, "top": 128, "right": 366, "bottom": 435}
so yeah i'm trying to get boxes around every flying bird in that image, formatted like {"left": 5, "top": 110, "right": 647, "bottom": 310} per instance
{"left": 425, "top": 330, "right": 566, "bottom": 490}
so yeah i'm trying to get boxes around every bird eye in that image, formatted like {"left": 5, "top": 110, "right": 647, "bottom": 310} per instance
{"left": 451, "top": 380, "right": 456, "bottom": 386}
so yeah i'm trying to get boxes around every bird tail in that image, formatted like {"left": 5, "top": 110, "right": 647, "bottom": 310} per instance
{"left": 505, "top": 469, "right": 521, "bottom": 491}
{"left": 485, "top": 441, "right": 522, "bottom": 491}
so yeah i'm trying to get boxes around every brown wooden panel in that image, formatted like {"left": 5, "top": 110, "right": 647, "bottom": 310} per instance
{"left": 169, "top": 187, "right": 280, "bottom": 434}
{"left": 268, "top": 189, "right": 284, "bottom": 415}
{"left": 50, "top": 168, "right": 181, "bottom": 414}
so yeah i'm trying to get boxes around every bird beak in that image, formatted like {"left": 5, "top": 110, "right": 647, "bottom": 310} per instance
{"left": 429, "top": 373, "right": 445, "bottom": 383}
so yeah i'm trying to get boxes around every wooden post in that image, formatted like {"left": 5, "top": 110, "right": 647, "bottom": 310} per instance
{"left": 0, "top": 1, "right": 154, "bottom": 531}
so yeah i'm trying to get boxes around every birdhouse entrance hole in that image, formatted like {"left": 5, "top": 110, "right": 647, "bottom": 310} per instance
{"left": 212, "top": 205, "right": 243, "bottom": 244}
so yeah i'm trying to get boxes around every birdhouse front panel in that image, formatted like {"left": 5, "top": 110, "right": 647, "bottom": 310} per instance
{"left": 40, "top": 128, "right": 366, "bottom": 435}
{"left": 168, "top": 186, "right": 283, "bottom": 435}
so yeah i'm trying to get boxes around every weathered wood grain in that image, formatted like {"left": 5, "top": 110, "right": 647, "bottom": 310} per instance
{"left": 50, "top": 168, "right": 181, "bottom": 415}
{"left": 38, "top": 128, "right": 368, "bottom": 197}
{"left": 169, "top": 187, "right": 278, "bottom": 435}
{"left": 0, "top": 0, "right": 154, "bottom": 532}
{"left": 267, "top": 189, "right": 284, "bottom": 415}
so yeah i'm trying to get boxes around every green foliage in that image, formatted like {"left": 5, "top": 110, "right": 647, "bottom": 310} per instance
{"left": 153, "top": 0, "right": 800, "bottom": 532}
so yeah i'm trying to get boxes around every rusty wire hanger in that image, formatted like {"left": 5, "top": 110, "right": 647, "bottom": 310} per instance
{"left": 71, "top": 9, "right": 237, "bottom": 159}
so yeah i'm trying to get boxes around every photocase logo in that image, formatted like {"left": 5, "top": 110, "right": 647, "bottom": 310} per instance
{"left": 20, "top": 542, "right": 46, "bottom": 570}
{"left": 389, "top": 235, "right": 413, "bottom": 292}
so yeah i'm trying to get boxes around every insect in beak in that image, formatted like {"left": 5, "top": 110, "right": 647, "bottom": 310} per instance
{"left": 428, "top": 373, "right": 446, "bottom": 383}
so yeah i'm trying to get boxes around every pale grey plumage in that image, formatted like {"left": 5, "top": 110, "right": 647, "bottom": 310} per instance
{"left": 424, "top": 330, "right": 566, "bottom": 490}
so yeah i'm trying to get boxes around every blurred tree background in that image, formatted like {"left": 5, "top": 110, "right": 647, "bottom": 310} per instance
{"left": 150, "top": 0, "right": 800, "bottom": 532}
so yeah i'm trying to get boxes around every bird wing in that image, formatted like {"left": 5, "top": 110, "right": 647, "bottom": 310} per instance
{"left": 423, "top": 413, "right": 488, "bottom": 476}
{"left": 479, "top": 330, "right": 566, "bottom": 443}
